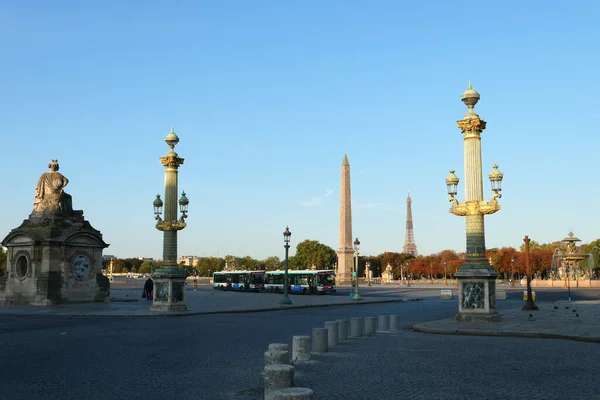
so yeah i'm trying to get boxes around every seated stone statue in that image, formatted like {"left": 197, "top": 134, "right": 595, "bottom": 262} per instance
{"left": 33, "top": 160, "right": 73, "bottom": 213}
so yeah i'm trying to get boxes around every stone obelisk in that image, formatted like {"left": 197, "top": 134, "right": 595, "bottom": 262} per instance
{"left": 337, "top": 153, "right": 354, "bottom": 284}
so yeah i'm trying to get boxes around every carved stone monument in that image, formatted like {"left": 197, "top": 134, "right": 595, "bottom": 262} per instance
{"left": 0, "top": 160, "right": 110, "bottom": 305}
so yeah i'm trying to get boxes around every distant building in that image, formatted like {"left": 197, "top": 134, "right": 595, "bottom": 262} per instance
{"left": 178, "top": 256, "right": 199, "bottom": 267}
{"left": 102, "top": 255, "right": 116, "bottom": 261}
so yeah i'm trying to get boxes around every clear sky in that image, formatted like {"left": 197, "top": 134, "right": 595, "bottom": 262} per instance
{"left": 2, "top": 1, "right": 599, "bottom": 261}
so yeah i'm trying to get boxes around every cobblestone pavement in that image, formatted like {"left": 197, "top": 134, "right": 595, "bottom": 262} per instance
{"left": 414, "top": 300, "right": 600, "bottom": 343}
{"left": 293, "top": 328, "right": 600, "bottom": 400}
{"left": 2, "top": 289, "right": 600, "bottom": 400}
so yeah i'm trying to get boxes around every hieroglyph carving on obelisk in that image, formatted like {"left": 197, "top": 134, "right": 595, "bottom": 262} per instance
{"left": 337, "top": 153, "right": 354, "bottom": 284}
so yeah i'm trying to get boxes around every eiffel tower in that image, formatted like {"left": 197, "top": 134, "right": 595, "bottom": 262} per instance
{"left": 402, "top": 193, "right": 418, "bottom": 256}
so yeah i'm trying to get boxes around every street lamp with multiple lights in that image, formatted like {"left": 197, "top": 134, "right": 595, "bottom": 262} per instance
{"left": 151, "top": 127, "right": 190, "bottom": 312}
{"left": 445, "top": 83, "right": 504, "bottom": 321}
{"left": 352, "top": 238, "right": 361, "bottom": 300}
{"left": 280, "top": 226, "right": 293, "bottom": 305}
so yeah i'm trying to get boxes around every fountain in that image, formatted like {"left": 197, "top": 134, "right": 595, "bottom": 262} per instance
{"left": 551, "top": 232, "right": 586, "bottom": 301}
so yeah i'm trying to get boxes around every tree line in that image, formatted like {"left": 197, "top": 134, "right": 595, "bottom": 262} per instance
{"left": 3, "top": 236, "right": 599, "bottom": 280}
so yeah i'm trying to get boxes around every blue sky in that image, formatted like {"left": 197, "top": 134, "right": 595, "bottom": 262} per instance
{"left": 1, "top": 1, "right": 599, "bottom": 261}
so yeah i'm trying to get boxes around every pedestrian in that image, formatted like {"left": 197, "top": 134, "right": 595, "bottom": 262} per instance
{"left": 143, "top": 277, "right": 154, "bottom": 300}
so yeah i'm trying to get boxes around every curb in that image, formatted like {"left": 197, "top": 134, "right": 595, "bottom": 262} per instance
{"left": 412, "top": 323, "right": 600, "bottom": 343}
{"left": 0, "top": 298, "right": 421, "bottom": 318}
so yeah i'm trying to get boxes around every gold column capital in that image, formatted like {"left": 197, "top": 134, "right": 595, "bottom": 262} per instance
{"left": 457, "top": 117, "right": 486, "bottom": 139}
{"left": 449, "top": 199, "right": 501, "bottom": 216}
{"left": 160, "top": 153, "right": 185, "bottom": 169}
{"left": 155, "top": 218, "right": 187, "bottom": 231}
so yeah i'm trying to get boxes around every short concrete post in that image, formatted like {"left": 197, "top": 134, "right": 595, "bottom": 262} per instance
{"left": 267, "top": 343, "right": 290, "bottom": 364}
{"left": 325, "top": 321, "right": 339, "bottom": 347}
{"left": 350, "top": 317, "right": 364, "bottom": 338}
{"left": 292, "top": 335, "right": 311, "bottom": 363}
{"left": 336, "top": 319, "right": 348, "bottom": 341}
{"left": 264, "top": 364, "right": 295, "bottom": 400}
{"left": 364, "top": 316, "right": 376, "bottom": 336}
{"left": 311, "top": 327, "right": 328, "bottom": 353}
{"left": 269, "top": 343, "right": 290, "bottom": 353}
{"left": 378, "top": 315, "right": 390, "bottom": 331}
{"left": 389, "top": 314, "right": 399, "bottom": 331}
{"left": 273, "top": 387, "right": 314, "bottom": 400}
{"left": 265, "top": 350, "right": 291, "bottom": 366}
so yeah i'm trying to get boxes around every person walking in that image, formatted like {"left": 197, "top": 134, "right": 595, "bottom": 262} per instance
{"left": 143, "top": 277, "right": 154, "bottom": 300}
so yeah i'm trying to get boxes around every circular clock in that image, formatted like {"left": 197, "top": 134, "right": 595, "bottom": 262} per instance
{"left": 72, "top": 255, "right": 90, "bottom": 280}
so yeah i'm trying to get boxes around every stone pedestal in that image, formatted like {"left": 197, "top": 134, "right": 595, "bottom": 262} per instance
{"left": 0, "top": 211, "right": 109, "bottom": 306}
{"left": 150, "top": 267, "right": 187, "bottom": 312}
{"left": 456, "top": 268, "right": 499, "bottom": 322}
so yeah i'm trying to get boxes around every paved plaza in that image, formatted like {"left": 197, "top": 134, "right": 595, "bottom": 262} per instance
{"left": 0, "top": 283, "right": 599, "bottom": 399}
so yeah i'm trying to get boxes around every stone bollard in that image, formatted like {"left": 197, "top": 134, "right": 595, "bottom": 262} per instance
{"left": 269, "top": 343, "right": 290, "bottom": 353}
{"left": 265, "top": 350, "right": 291, "bottom": 367}
{"left": 350, "top": 317, "right": 364, "bottom": 338}
{"left": 311, "top": 327, "right": 328, "bottom": 353}
{"left": 336, "top": 319, "right": 348, "bottom": 342}
{"left": 292, "top": 335, "right": 311, "bottom": 363}
{"left": 268, "top": 343, "right": 290, "bottom": 364}
{"left": 264, "top": 364, "right": 295, "bottom": 400}
{"left": 364, "top": 316, "right": 376, "bottom": 336}
{"left": 378, "top": 315, "right": 390, "bottom": 331}
{"left": 325, "top": 321, "right": 339, "bottom": 347}
{"left": 273, "top": 387, "right": 314, "bottom": 400}
{"left": 389, "top": 314, "right": 400, "bottom": 331}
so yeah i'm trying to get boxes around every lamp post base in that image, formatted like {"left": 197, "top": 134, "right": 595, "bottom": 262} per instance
{"left": 279, "top": 295, "right": 293, "bottom": 305}
{"left": 455, "top": 268, "right": 500, "bottom": 322}
{"left": 150, "top": 268, "right": 188, "bottom": 312}
{"left": 352, "top": 293, "right": 362, "bottom": 301}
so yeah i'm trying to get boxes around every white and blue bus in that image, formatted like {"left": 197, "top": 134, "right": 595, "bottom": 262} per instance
{"left": 212, "top": 270, "right": 265, "bottom": 292}
{"left": 264, "top": 270, "right": 336, "bottom": 295}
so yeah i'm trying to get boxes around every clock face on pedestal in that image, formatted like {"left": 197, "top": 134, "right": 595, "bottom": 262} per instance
{"left": 72, "top": 255, "right": 90, "bottom": 280}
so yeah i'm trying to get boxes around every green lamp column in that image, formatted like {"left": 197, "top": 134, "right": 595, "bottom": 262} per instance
{"left": 151, "top": 127, "right": 190, "bottom": 312}
{"left": 445, "top": 83, "right": 504, "bottom": 322}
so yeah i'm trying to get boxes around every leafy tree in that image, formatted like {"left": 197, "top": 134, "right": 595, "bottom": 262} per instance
{"left": 262, "top": 256, "right": 281, "bottom": 271}
{"left": 378, "top": 252, "right": 414, "bottom": 279}
{"left": 519, "top": 240, "right": 541, "bottom": 252}
{"left": 287, "top": 255, "right": 299, "bottom": 270}
{"left": 196, "top": 257, "right": 225, "bottom": 276}
{"left": 294, "top": 240, "right": 337, "bottom": 270}
{"left": 363, "top": 256, "right": 381, "bottom": 277}
{"left": 239, "top": 255, "right": 260, "bottom": 271}
{"left": 122, "top": 258, "right": 143, "bottom": 272}
{"left": 131, "top": 266, "right": 138, "bottom": 273}
{"left": 111, "top": 259, "right": 125, "bottom": 273}
{"left": 139, "top": 261, "right": 153, "bottom": 274}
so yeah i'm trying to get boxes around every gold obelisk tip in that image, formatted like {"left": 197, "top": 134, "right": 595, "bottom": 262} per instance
{"left": 342, "top": 153, "right": 349, "bottom": 166}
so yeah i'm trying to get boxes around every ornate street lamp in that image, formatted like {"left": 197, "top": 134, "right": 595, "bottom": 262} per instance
{"left": 511, "top": 256, "right": 515, "bottom": 288}
{"left": 445, "top": 82, "right": 504, "bottom": 322}
{"left": 151, "top": 127, "right": 189, "bottom": 312}
{"left": 352, "top": 238, "right": 361, "bottom": 300}
{"left": 279, "top": 226, "right": 293, "bottom": 305}
{"left": 443, "top": 261, "right": 448, "bottom": 286}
